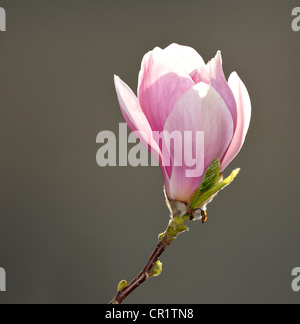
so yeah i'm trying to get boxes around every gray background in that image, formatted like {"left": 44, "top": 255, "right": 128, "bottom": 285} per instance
{"left": 0, "top": 0, "right": 299, "bottom": 304}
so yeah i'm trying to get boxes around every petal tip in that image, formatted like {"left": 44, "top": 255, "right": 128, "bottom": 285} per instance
{"left": 215, "top": 50, "right": 223, "bottom": 63}
{"left": 114, "top": 74, "right": 120, "bottom": 84}
{"left": 228, "top": 71, "right": 238, "bottom": 81}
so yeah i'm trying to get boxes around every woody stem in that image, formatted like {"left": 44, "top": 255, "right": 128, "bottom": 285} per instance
{"left": 109, "top": 213, "right": 191, "bottom": 304}
{"left": 109, "top": 234, "right": 172, "bottom": 304}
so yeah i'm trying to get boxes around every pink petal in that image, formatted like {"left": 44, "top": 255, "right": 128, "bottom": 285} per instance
{"left": 190, "top": 51, "right": 238, "bottom": 128}
{"left": 163, "top": 43, "right": 206, "bottom": 75}
{"left": 190, "top": 65, "right": 210, "bottom": 84}
{"left": 114, "top": 75, "right": 166, "bottom": 168}
{"left": 220, "top": 72, "right": 251, "bottom": 171}
{"left": 164, "top": 82, "right": 234, "bottom": 202}
{"left": 137, "top": 47, "right": 194, "bottom": 133}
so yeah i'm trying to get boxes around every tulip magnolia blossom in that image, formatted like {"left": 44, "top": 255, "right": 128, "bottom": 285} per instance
{"left": 114, "top": 43, "right": 251, "bottom": 203}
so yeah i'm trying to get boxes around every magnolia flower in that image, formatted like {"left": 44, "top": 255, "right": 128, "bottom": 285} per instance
{"left": 114, "top": 43, "right": 251, "bottom": 203}
{"left": 111, "top": 44, "right": 252, "bottom": 304}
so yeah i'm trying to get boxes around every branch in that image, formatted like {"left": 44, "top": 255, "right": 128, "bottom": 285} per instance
{"left": 109, "top": 214, "right": 190, "bottom": 304}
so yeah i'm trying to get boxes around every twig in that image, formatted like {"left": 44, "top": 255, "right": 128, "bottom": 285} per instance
{"left": 109, "top": 214, "right": 190, "bottom": 304}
